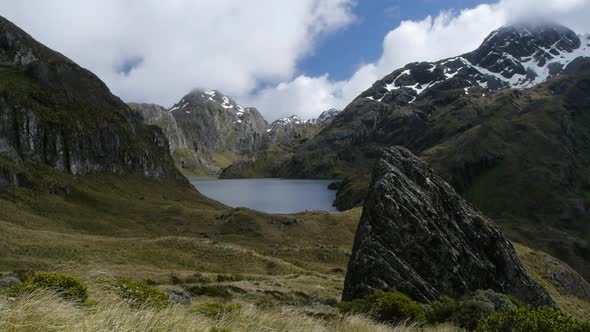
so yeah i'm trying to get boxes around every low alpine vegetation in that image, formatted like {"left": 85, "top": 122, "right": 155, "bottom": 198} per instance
{"left": 337, "top": 291, "right": 425, "bottom": 323}
{"left": 426, "top": 289, "right": 519, "bottom": 330}
{"left": 112, "top": 278, "right": 168, "bottom": 308}
{"left": 4, "top": 272, "right": 88, "bottom": 303}
{"left": 475, "top": 307, "right": 590, "bottom": 332}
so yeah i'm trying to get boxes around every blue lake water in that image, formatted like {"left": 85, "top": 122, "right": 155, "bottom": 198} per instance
{"left": 190, "top": 178, "right": 337, "bottom": 214}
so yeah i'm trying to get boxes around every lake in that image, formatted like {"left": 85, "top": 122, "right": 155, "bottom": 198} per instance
{"left": 190, "top": 178, "right": 337, "bottom": 214}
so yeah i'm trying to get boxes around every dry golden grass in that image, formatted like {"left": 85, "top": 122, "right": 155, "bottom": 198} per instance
{"left": 0, "top": 289, "right": 462, "bottom": 332}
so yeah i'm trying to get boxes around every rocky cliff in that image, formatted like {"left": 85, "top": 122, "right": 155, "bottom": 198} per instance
{"left": 0, "top": 15, "right": 182, "bottom": 189}
{"left": 342, "top": 146, "right": 552, "bottom": 306}
{"left": 128, "top": 103, "right": 189, "bottom": 153}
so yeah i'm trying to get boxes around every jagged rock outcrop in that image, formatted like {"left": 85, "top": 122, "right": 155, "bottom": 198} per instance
{"left": 342, "top": 147, "right": 553, "bottom": 306}
{"left": 0, "top": 15, "right": 182, "bottom": 186}
{"left": 129, "top": 103, "right": 189, "bottom": 153}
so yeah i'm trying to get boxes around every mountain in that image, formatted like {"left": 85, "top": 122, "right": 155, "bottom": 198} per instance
{"left": 244, "top": 23, "right": 590, "bottom": 281}
{"left": 0, "top": 15, "right": 182, "bottom": 188}
{"left": 164, "top": 89, "right": 268, "bottom": 175}
{"left": 219, "top": 110, "right": 340, "bottom": 178}
{"left": 362, "top": 22, "right": 590, "bottom": 104}
{"left": 130, "top": 89, "right": 340, "bottom": 178}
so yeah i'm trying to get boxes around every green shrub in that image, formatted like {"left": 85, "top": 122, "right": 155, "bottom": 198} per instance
{"left": 426, "top": 289, "right": 517, "bottom": 330}
{"left": 425, "top": 296, "right": 459, "bottom": 323}
{"left": 337, "top": 291, "right": 425, "bottom": 323}
{"left": 4, "top": 272, "right": 88, "bottom": 302}
{"left": 475, "top": 307, "right": 590, "bottom": 332}
{"left": 193, "top": 302, "right": 242, "bottom": 319}
{"left": 216, "top": 274, "right": 244, "bottom": 282}
{"left": 113, "top": 278, "right": 168, "bottom": 308}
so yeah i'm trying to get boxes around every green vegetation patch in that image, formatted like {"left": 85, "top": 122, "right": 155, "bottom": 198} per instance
{"left": 112, "top": 278, "right": 168, "bottom": 308}
{"left": 4, "top": 272, "right": 88, "bottom": 302}
{"left": 337, "top": 291, "right": 425, "bottom": 323}
{"left": 475, "top": 307, "right": 590, "bottom": 332}
{"left": 426, "top": 289, "right": 518, "bottom": 330}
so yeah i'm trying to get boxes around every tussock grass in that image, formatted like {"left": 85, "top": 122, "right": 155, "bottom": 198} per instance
{"left": 0, "top": 289, "right": 461, "bottom": 332}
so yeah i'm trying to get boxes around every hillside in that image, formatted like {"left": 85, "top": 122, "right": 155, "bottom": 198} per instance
{"left": 0, "top": 16, "right": 183, "bottom": 186}
{"left": 238, "top": 23, "right": 590, "bottom": 282}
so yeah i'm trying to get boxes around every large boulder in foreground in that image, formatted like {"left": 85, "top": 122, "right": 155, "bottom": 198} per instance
{"left": 342, "top": 147, "right": 552, "bottom": 306}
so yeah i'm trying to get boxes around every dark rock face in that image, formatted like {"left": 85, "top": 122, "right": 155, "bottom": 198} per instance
{"left": 0, "top": 15, "right": 182, "bottom": 182}
{"left": 129, "top": 103, "right": 189, "bottom": 153}
{"left": 342, "top": 147, "right": 552, "bottom": 306}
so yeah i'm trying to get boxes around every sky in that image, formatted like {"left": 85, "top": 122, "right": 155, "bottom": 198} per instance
{"left": 1, "top": 0, "right": 590, "bottom": 121}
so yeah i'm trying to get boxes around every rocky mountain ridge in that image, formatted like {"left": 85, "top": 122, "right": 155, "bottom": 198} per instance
{"left": 133, "top": 91, "right": 340, "bottom": 176}
{"left": 0, "top": 15, "right": 182, "bottom": 188}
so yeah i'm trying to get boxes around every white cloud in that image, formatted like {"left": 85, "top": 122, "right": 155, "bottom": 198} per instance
{"left": 0, "top": 0, "right": 355, "bottom": 111}
{"left": 250, "top": 0, "right": 590, "bottom": 121}
{"left": 2, "top": 0, "right": 590, "bottom": 122}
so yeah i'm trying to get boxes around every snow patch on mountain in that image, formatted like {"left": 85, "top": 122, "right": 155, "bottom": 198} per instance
{"left": 364, "top": 23, "right": 590, "bottom": 105}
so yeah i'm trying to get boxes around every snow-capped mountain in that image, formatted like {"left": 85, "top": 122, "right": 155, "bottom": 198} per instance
{"left": 362, "top": 23, "right": 590, "bottom": 104}
{"left": 169, "top": 89, "right": 261, "bottom": 125}
{"left": 270, "top": 109, "right": 341, "bottom": 129}
{"left": 270, "top": 115, "right": 304, "bottom": 128}
{"left": 167, "top": 89, "right": 267, "bottom": 174}
{"left": 317, "top": 108, "right": 341, "bottom": 122}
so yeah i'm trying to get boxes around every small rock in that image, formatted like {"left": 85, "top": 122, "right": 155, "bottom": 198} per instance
{"left": 168, "top": 288, "right": 192, "bottom": 305}
{"left": 0, "top": 276, "right": 21, "bottom": 290}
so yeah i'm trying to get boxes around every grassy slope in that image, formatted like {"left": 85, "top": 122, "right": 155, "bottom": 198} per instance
{"left": 1, "top": 167, "right": 589, "bottom": 319}
{"left": 0, "top": 166, "right": 361, "bottom": 299}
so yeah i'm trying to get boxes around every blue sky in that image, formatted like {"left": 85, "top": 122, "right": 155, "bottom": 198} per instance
{"left": 299, "top": 0, "right": 492, "bottom": 80}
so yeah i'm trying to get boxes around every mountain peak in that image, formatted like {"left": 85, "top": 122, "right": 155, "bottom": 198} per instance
{"left": 272, "top": 115, "right": 303, "bottom": 126}
{"left": 170, "top": 88, "right": 255, "bottom": 121}
{"left": 362, "top": 23, "right": 590, "bottom": 105}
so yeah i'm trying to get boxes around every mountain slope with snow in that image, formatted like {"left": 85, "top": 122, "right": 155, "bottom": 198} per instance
{"left": 362, "top": 23, "right": 590, "bottom": 105}
{"left": 167, "top": 89, "right": 267, "bottom": 175}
